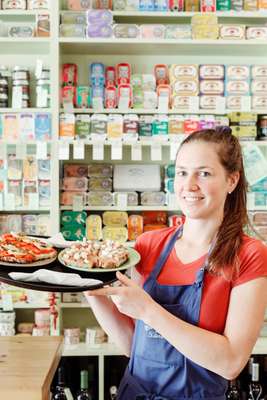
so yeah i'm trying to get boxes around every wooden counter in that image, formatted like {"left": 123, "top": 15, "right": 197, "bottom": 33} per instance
{"left": 0, "top": 336, "right": 63, "bottom": 400}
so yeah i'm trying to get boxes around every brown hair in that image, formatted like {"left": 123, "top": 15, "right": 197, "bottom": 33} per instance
{"left": 178, "top": 127, "right": 248, "bottom": 277}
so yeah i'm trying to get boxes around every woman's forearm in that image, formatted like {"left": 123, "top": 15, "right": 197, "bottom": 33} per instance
{"left": 85, "top": 294, "right": 135, "bottom": 356}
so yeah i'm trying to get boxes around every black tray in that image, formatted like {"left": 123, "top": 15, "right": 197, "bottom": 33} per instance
{"left": 0, "top": 259, "right": 118, "bottom": 292}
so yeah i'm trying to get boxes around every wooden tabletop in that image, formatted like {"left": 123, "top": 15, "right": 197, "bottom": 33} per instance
{"left": 0, "top": 336, "right": 63, "bottom": 400}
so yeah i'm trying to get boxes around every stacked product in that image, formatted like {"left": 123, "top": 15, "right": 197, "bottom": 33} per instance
{"left": 142, "top": 211, "right": 168, "bottom": 232}
{"left": 191, "top": 14, "right": 219, "bottom": 40}
{"left": 170, "top": 64, "right": 199, "bottom": 111}
{"left": 32, "top": 308, "right": 50, "bottom": 336}
{"left": 102, "top": 211, "right": 128, "bottom": 242}
{"left": 87, "top": 9, "right": 113, "bottom": 38}
{"left": 0, "top": 66, "right": 9, "bottom": 108}
{"left": 36, "top": 68, "right": 50, "bottom": 108}
{"left": 61, "top": 211, "right": 87, "bottom": 241}
{"left": 0, "top": 310, "right": 15, "bottom": 337}
{"left": 86, "top": 214, "right": 103, "bottom": 240}
{"left": 1, "top": 0, "right": 50, "bottom": 9}
{"left": 12, "top": 66, "right": 30, "bottom": 108}
{"left": 225, "top": 65, "right": 250, "bottom": 111}
{"left": 251, "top": 66, "right": 267, "bottom": 112}
{"left": 0, "top": 112, "right": 51, "bottom": 140}
{"left": 64, "top": 328, "right": 80, "bottom": 345}
{"left": 229, "top": 112, "right": 257, "bottom": 141}
{"left": 0, "top": 214, "right": 51, "bottom": 236}
{"left": 199, "top": 65, "right": 225, "bottom": 110}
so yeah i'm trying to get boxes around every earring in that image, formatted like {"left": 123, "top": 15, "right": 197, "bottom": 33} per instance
{"left": 228, "top": 191, "right": 232, "bottom": 194}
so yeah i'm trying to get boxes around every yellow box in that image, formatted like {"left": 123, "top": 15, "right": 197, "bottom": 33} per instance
{"left": 192, "top": 24, "right": 219, "bottom": 40}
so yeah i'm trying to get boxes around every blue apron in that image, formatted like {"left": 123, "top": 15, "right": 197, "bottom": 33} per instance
{"left": 117, "top": 226, "right": 228, "bottom": 399}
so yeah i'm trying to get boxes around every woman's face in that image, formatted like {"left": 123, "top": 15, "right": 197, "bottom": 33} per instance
{"left": 174, "top": 141, "right": 238, "bottom": 221}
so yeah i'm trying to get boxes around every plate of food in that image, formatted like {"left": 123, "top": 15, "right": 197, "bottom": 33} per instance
{"left": 58, "top": 239, "right": 140, "bottom": 273}
{"left": 0, "top": 233, "right": 57, "bottom": 267}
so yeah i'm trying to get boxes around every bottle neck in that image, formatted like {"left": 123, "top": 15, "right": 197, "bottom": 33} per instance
{"left": 80, "top": 371, "right": 88, "bottom": 390}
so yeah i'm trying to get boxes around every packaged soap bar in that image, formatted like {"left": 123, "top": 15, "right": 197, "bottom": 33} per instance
{"left": 251, "top": 65, "right": 267, "bottom": 80}
{"left": 65, "top": 0, "right": 92, "bottom": 10}
{"left": 61, "top": 211, "right": 87, "bottom": 226}
{"left": 64, "top": 164, "right": 88, "bottom": 178}
{"left": 226, "top": 65, "right": 250, "bottom": 80}
{"left": 192, "top": 24, "right": 219, "bottom": 40}
{"left": 199, "top": 65, "right": 224, "bottom": 80}
{"left": 113, "top": 191, "right": 138, "bottom": 206}
{"left": 165, "top": 25, "right": 191, "bottom": 40}
{"left": 88, "top": 164, "right": 112, "bottom": 177}
{"left": 87, "top": 9, "right": 113, "bottom": 24}
{"left": 103, "top": 211, "right": 128, "bottom": 226}
{"left": 200, "top": 80, "right": 224, "bottom": 95}
{"left": 219, "top": 25, "right": 245, "bottom": 40}
{"left": 102, "top": 226, "right": 128, "bottom": 243}
{"left": 8, "top": 156, "right": 22, "bottom": 180}
{"left": 199, "top": 95, "right": 223, "bottom": 109}
{"left": 168, "top": 115, "right": 184, "bottom": 134}
{"left": 86, "top": 215, "right": 102, "bottom": 241}
{"left": 141, "top": 191, "right": 166, "bottom": 206}
{"left": 23, "top": 156, "right": 38, "bottom": 180}
{"left": 191, "top": 14, "right": 218, "bottom": 25}
{"left": 75, "top": 114, "right": 90, "bottom": 139}
{"left": 170, "top": 65, "right": 198, "bottom": 82}
{"left": 62, "top": 177, "right": 88, "bottom": 191}
{"left": 226, "top": 95, "right": 247, "bottom": 110}
{"left": 128, "top": 215, "right": 143, "bottom": 241}
{"left": 28, "top": 0, "right": 50, "bottom": 9}
{"left": 35, "top": 113, "right": 51, "bottom": 140}
{"left": 89, "top": 177, "right": 112, "bottom": 191}
{"left": 87, "top": 191, "right": 113, "bottom": 206}
{"left": 172, "top": 80, "right": 199, "bottom": 96}
{"left": 8, "top": 25, "right": 35, "bottom": 38}
{"left": 246, "top": 27, "right": 267, "bottom": 40}
{"left": 225, "top": 80, "right": 250, "bottom": 96}
{"left": 62, "top": 226, "right": 86, "bottom": 241}
{"left": 8, "top": 180, "right": 22, "bottom": 206}
{"left": 60, "top": 24, "right": 86, "bottom": 38}
{"left": 251, "top": 80, "right": 267, "bottom": 95}
{"left": 59, "top": 113, "right": 75, "bottom": 138}
{"left": 252, "top": 96, "right": 267, "bottom": 110}
{"left": 172, "top": 95, "right": 198, "bottom": 110}
{"left": 113, "top": 24, "right": 140, "bottom": 38}
{"left": 140, "top": 24, "right": 166, "bottom": 39}
{"left": 2, "top": 0, "right": 26, "bottom": 9}
{"left": 61, "top": 12, "right": 87, "bottom": 24}
{"left": 60, "top": 191, "right": 87, "bottom": 206}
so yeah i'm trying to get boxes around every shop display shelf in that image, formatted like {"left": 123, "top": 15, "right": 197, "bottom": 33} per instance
{"left": 0, "top": 207, "right": 51, "bottom": 212}
{"left": 0, "top": 38, "right": 51, "bottom": 54}
{"left": 0, "top": 10, "right": 50, "bottom": 16}
{"left": 60, "top": 205, "right": 181, "bottom": 211}
{"left": 62, "top": 342, "right": 124, "bottom": 357}
{"left": 0, "top": 108, "right": 51, "bottom": 113}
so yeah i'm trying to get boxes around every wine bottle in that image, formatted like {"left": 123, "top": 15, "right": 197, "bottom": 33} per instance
{"left": 248, "top": 363, "right": 263, "bottom": 400}
{"left": 225, "top": 379, "right": 241, "bottom": 399}
{"left": 76, "top": 370, "right": 92, "bottom": 400}
{"left": 52, "top": 367, "right": 74, "bottom": 400}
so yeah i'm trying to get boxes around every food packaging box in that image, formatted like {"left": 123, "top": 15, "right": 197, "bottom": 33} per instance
{"left": 251, "top": 96, "right": 267, "bottom": 110}
{"left": 244, "top": 0, "right": 258, "bottom": 9}
{"left": 87, "top": 24, "right": 113, "bottom": 38}
{"left": 75, "top": 114, "right": 90, "bottom": 139}
{"left": 246, "top": 26, "right": 267, "bottom": 40}
{"left": 128, "top": 215, "right": 143, "bottom": 241}
{"left": 191, "top": 14, "right": 218, "bottom": 25}
{"left": 168, "top": 115, "right": 184, "bottom": 134}
{"left": 251, "top": 65, "right": 267, "bottom": 80}
{"left": 251, "top": 80, "right": 267, "bottom": 95}
{"left": 22, "top": 214, "right": 37, "bottom": 235}
{"left": 61, "top": 12, "right": 87, "bottom": 24}
{"left": 229, "top": 112, "right": 257, "bottom": 124}
{"left": 139, "top": 115, "right": 153, "bottom": 137}
{"left": 184, "top": 117, "right": 200, "bottom": 134}
{"left": 36, "top": 13, "right": 50, "bottom": 37}
{"left": 226, "top": 65, "right": 250, "bottom": 81}
{"left": 60, "top": 23, "right": 86, "bottom": 38}
{"left": 192, "top": 24, "right": 219, "bottom": 40}
{"left": 199, "top": 65, "right": 224, "bottom": 80}
{"left": 36, "top": 214, "right": 51, "bottom": 236}
{"left": 64, "top": 164, "right": 88, "bottom": 178}
{"left": 2, "top": 0, "right": 26, "bottom": 9}
{"left": 7, "top": 180, "right": 23, "bottom": 207}
{"left": 60, "top": 191, "right": 87, "bottom": 206}
{"left": 169, "top": 0, "right": 184, "bottom": 10}
{"left": 88, "top": 164, "right": 113, "bottom": 177}
{"left": 62, "top": 177, "right": 88, "bottom": 191}
{"left": 35, "top": 113, "right": 52, "bottom": 140}
{"left": 184, "top": 0, "right": 199, "bottom": 10}
{"left": 172, "top": 95, "right": 199, "bottom": 110}
{"left": 140, "top": 24, "right": 166, "bottom": 39}
{"left": 103, "top": 211, "right": 128, "bottom": 226}
{"left": 61, "top": 225, "right": 86, "bottom": 241}
{"left": 226, "top": 95, "right": 249, "bottom": 110}
{"left": 216, "top": 0, "right": 231, "bottom": 9}
{"left": 199, "top": 95, "right": 224, "bottom": 110}
{"left": 87, "top": 9, "right": 113, "bottom": 24}
{"left": 107, "top": 114, "right": 123, "bottom": 139}
{"left": 258, "top": 0, "right": 267, "bottom": 8}
{"left": 59, "top": 113, "right": 75, "bottom": 138}
{"left": 200, "top": 80, "right": 224, "bottom": 95}
{"left": 219, "top": 25, "right": 245, "bottom": 40}
{"left": 86, "top": 214, "right": 102, "bottom": 240}
{"left": 123, "top": 114, "right": 139, "bottom": 139}
{"left": 152, "top": 115, "right": 168, "bottom": 136}
{"left": 6, "top": 215, "right": 22, "bottom": 233}
{"left": 23, "top": 180, "right": 38, "bottom": 208}
{"left": 8, "top": 157, "right": 22, "bottom": 180}
{"left": 169, "top": 64, "right": 198, "bottom": 81}
{"left": 113, "top": 24, "right": 140, "bottom": 38}
{"left": 172, "top": 80, "right": 199, "bottom": 96}
{"left": 165, "top": 25, "right": 191, "bottom": 40}
{"left": 87, "top": 191, "right": 113, "bottom": 206}
{"left": 142, "top": 211, "right": 167, "bottom": 224}
{"left": 102, "top": 226, "right": 128, "bottom": 242}
{"left": 231, "top": 125, "right": 257, "bottom": 139}
{"left": 23, "top": 156, "right": 38, "bottom": 180}
{"left": 3, "top": 114, "right": 19, "bottom": 141}
{"left": 88, "top": 177, "right": 112, "bottom": 192}
{"left": 230, "top": 0, "right": 243, "bottom": 11}
{"left": 201, "top": 0, "right": 216, "bottom": 11}
{"left": 38, "top": 180, "right": 51, "bottom": 207}
{"left": 8, "top": 24, "right": 35, "bottom": 38}
{"left": 114, "top": 164, "right": 161, "bottom": 192}
{"left": 225, "top": 80, "right": 250, "bottom": 96}
{"left": 90, "top": 114, "right": 108, "bottom": 136}
{"left": 65, "top": 0, "right": 92, "bottom": 10}
{"left": 141, "top": 191, "right": 166, "bottom": 206}
{"left": 61, "top": 211, "right": 87, "bottom": 226}
{"left": 113, "top": 191, "right": 138, "bottom": 206}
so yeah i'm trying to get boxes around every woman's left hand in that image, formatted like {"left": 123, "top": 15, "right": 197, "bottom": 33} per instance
{"left": 86, "top": 271, "right": 155, "bottom": 321}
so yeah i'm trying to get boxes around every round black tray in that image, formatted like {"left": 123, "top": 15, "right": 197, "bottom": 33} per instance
{"left": 0, "top": 259, "right": 118, "bottom": 292}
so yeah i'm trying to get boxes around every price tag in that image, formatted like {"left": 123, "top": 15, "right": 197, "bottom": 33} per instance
{"left": 37, "top": 87, "right": 48, "bottom": 108}
{"left": 58, "top": 141, "right": 70, "bottom": 160}
{"left": 28, "top": 193, "right": 39, "bottom": 210}
{"left": 0, "top": 193, "right": 3, "bottom": 210}
{"left": 241, "top": 96, "right": 251, "bottom": 112}
{"left": 111, "top": 140, "right": 122, "bottom": 160}
{"left": 15, "top": 143, "right": 27, "bottom": 160}
{"left": 189, "top": 96, "right": 199, "bottom": 113}
{"left": 158, "top": 96, "right": 169, "bottom": 113}
{"left": 117, "top": 193, "right": 128, "bottom": 209}
{"left": 2, "top": 293, "right": 13, "bottom": 311}
{"left": 151, "top": 143, "right": 162, "bottom": 161}
{"left": 72, "top": 194, "right": 84, "bottom": 212}
{"left": 170, "top": 143, "right": 180, "bottom": 161}
{"left": 5, "top": 193, "right": 15, "bottom": 210}
{"left": 0, "top": 143, "right": 6, "bottom": 160}
{"left": 73, "top": 141, "right": 85, "bottom": 160}
{"left": 215, "top": 97, "right": 226, "bottom": 114}
{"left": 131, "top": 143, "right": 142, "bottom": 161}
{"left": 35, "top": 59, "right": 43, "bottom": 79}
{"left": 92, "top": 143, "right": 104, "bottom": 160}
{"left": 92, "top": 97, "right": 103, "bottom": 111}
{"left": 118, "top": 97, "right": 130, "bottom": 111}
{"left": 12, "top": 86, "right": 23, "bottom": 109}
{"left": 36, "top": 142, "right": 47, "bottom": 160}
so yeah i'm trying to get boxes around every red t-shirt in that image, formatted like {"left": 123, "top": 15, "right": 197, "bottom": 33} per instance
{"left": 135, "top": 226, "right": 267, "bottom": 334}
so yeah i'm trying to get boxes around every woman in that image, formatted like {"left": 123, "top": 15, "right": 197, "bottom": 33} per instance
{"left": 86, "top": 127, "right": 267, "bottom": 399}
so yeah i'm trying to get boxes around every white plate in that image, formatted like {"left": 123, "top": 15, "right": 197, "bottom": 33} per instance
{"left": 58, "top": 247, "right": 140, "bottom": 273}
{"left": 0, "top": 255, "right": 57, "bottom": 268}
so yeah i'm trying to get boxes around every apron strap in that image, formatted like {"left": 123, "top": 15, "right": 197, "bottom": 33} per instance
{"left": 150, "top": 226, "right": 183, "bottom": 280}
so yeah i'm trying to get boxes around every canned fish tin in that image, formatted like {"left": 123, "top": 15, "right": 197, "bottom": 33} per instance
{"left": 27, "top": 0, "right": 50, "bottom": 9}
{"left": 2, "top": 0, "right": 26, "bottom": 9}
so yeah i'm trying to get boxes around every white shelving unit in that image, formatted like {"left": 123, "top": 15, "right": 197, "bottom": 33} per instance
{"left": 1, "top": 2, "right": 267, "bottom": 398}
